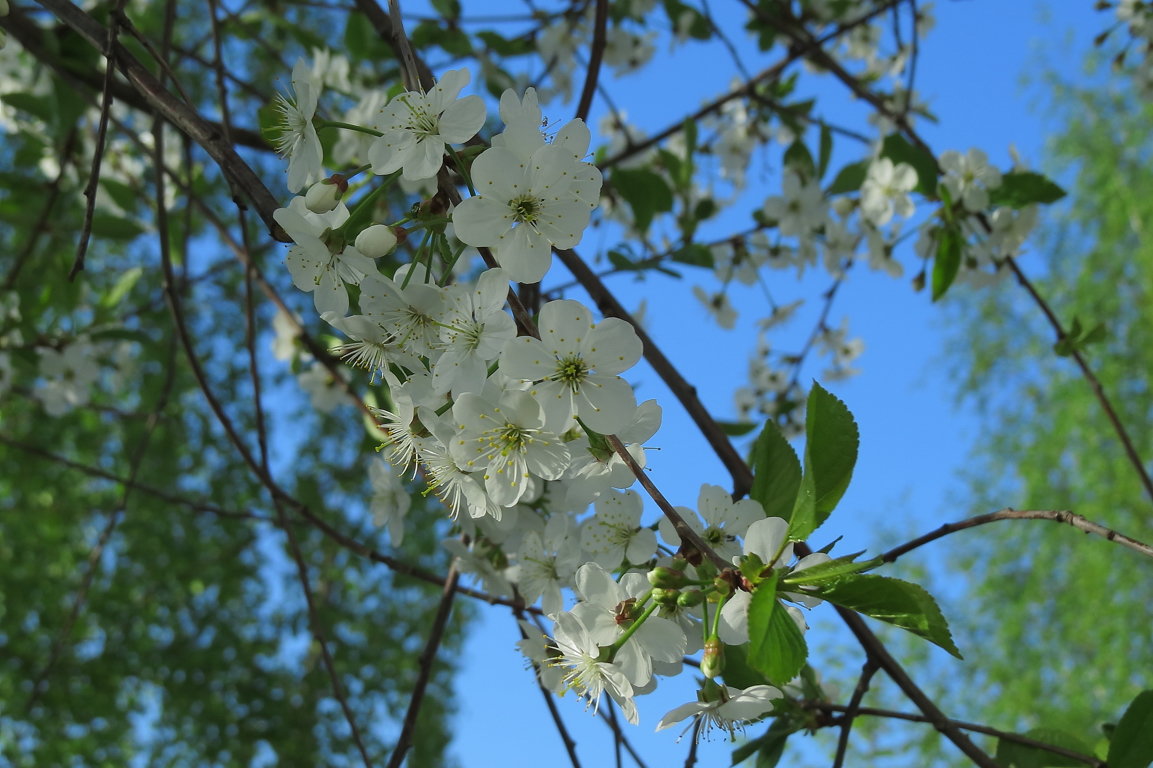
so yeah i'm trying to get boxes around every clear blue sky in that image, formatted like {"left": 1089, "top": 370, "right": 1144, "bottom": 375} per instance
{"left": 430, "top": 2, "right": 1106, "bottom": 766}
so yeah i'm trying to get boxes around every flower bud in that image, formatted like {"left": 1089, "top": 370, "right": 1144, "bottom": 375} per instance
{"left": 355, "top": 224, "right": 399, "bottom": 258}
{"left": 647, "top": 566, "right": 687, "bottom": 589}
{"left": 651, "top": 588, "right": 680, "bottom": 607}
{"left": 677, "top": 589, "right": 704, "bottom": 608}
{"left": 701, "top": 637, "right": 725, "bottom": 680}
{"left": 304, "top": 175, "right": 348, "bottom": 213}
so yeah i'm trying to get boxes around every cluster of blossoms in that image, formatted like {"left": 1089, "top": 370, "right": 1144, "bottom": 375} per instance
{"left": 267, "top": 59, "right": 844, "bottom": 734}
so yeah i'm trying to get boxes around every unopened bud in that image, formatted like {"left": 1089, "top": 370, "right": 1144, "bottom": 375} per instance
{"left": 701, "top": 637, "right": 725, "bottom": 679}
{"left": 304, "top": 177, "right": 346, "bottom": 213}
{"left": 652, "top": 588, "right": 680, "bottom": 607}
{"left": 677, "top": 589, "right": 704, "bottom": 608}
{"left": 647, "top": 566, "right": 687, "bottom": 589}
{"left": 355, "top": 224, "right": 399, "bottom": 258}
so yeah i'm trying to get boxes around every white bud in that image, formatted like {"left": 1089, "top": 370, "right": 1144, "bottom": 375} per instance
{"left": 304, "top": 180, "right": 343, "bottom": 214}
{"left": 354, "top": 225, "right": 398, "bottom": 259}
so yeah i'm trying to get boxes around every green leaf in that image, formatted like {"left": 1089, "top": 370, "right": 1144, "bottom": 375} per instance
{"left": 476, "top": 30, "right": 534, "bottom": 57}
{"left": 995, "top": 728, "right": 1094, "bottom": 768}
{"left": 90, "top": 214, "right": 146, "bottom": 241}
{"left": 931, "top": 224, "right": 963, "bottom": 301}
{"left": 880, "top": 134, "right": 938, "bottom": 196}
{"left": 720, "top": 642, "right": 772, "bottom": 690}
{"left": 788, "top": 382, "right": 858, "bottom": 539}
{"left": 817, "top": 574, "right": 962, "bottom": 658}
{"left": 430, "top": 0, "right": 461, "bottom": 18}
{"left": 989, "top": 171, "right": 1066, "bottom": 208}
{"left": 1109, "top": 690, "right": 1153, "bottom": 768}
{"left": 2, "top": 92, "right": 55, "bottom": 124}
{"left": 747, "top": 573, "right": 808, "bottom": 685}
{"left": 100, "top": 267, "right": 144, "bottom": 309}
{"left": 818, "top": 124, "right": 833, "bottom": 180}
{"left": 750, "top": 419, "right": 801, "bottom": 522}
{"left": 344, "top": 13, "right": 391, "bottom": 60}
{"left": 826, "top": 160, "right": 868, "bottom": 195}
{"left": 781, "top": 553, "right": 877, "bottom": 586}
{"left": 611, "top": 168, "right": 674, "bottom": 233}
{"left": 732, "top": 717, "right": 793, "bottom": 766}
{"left": 670, "top": 243, "right": 714, "bottom": 269}
{"left": 718, "top": 420, "right": 758, "bottom": 437}
{"left": 99, "top": 179, "right": 140, "bottom": 214}
{"left": 783, "top": 139, "right": 815, "bottom": 180}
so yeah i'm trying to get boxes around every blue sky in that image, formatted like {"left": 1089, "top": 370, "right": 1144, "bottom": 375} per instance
{"left": 430, "top": 2, "right": 1108, "bottom": 766}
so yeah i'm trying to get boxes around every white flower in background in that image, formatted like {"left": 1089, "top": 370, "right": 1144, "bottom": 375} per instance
{"left": 657, "top": 684, "right": 782, "bottom": 740}
{"left": 452, "top": 144, "right": 602, "bottom": 283}
{"left": 549, "top": 610, "right": 638, "bottom": 724}
{"left": 369, "top": 457, "right": 411, "bottom": 545}
{"left": 433, "top": 268, "right": 517, "bottom": 397}
{"left": 580, "top": 488, "right": 657, "bottom": 569}
{"left": 506, "top": 514, "right": 582, "bottom": 615}
{"left": 939, "top": 148, "right": 1002, "bottom": 212}
{"left": 297, "top": 363, "right": 344, "bottom": 413}
{"left": 658, "top": 483, "right": 764, "bottom": 563}
{"left": 602, "top": 27, "right": 656, "bottom": 74}
{"left": 860, "top": 158, "right": 917, "bottom": 226}
{"left": 0, "top": 352, "right": 12, "bottom": 394}
{"left": 35, "top": 340, "right": 100, "bottom": 416}
{"left": 270, "top": 309, "right": 300, "bottom": 361}
{"left": 451, "top": 390, "right": 571, "bottom": 508}
{"left": 368, "top": 68, "right": 486, "bottom": 181}
{"left": 500, "top": 299, "right": 642, "bottom": 435}
{"left": 692, "top": 285, "right": 737, "bottom": 329}
{"left": 762, "top": 170, "right": 828, "bottom": 237}
{"left": 444, "top": 537, "right": 514, "bottom": 598}
{"left": 273, "top": 58, "right": 323, "bottom": 193}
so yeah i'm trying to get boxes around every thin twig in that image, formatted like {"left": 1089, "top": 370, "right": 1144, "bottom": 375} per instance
{"left": 1004, "top": 257, "right": 1153, "bottom": 505}
{"left": 832, "top": 660, "right": 878, "bottom": 768}
{"left": 574, "top": 0, "right": 607, "bottom": 123}
{"left": 69, "top": 0, "right": 127, "bottom": 281}
{"left": 882, "top": 507, "right": 1153, "bottom": 563}
{"left": 814, "top": 703, "right": 1104, "bottom": 767}
{"left": 385, "top": 553, "right": 461, "bottom": 768}
{"left": 513, "top": 616, "right": 583, "bottom": 768}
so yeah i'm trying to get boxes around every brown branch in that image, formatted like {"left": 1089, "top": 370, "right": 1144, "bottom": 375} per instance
{"left": 385, "top": 551, "right": 460, "bottom": 768}
{"left": 813, "top": 703, "right": 1104, "bottom": 767}
{"left": 882, "top": 507, "right": 1153, "bottom": 563}
{"left": 68, "top": 0, "right": 127, "bottom": 281}
{"left": 514, "top": 616, "right": 583, "bottom": 768}
{"left": 832, "top": 660, "right": 878, "bottom": 768}
{"left": 33, "top": 0, "right": 286, "bottom": 238}
{"left": 574, "top": 0, "right": 607, "bottom": 123}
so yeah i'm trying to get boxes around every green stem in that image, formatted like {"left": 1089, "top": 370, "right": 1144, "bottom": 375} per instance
{"left": 606, "top": 600, "right": 659, "bottom": 661}
{"left": 447, "top": 145, "right": 476, "bottom": 196}
{"left": 317, "top": 120, "right": 383, "bottom": 138}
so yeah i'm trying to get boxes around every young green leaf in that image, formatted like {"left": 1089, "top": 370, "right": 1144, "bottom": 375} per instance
{"left": 1108, "top": 690, "right": 1153, "bottom": 768}
{"left": 931, "top": 224, "right": 963, "bottom": 301}
{"left": 989, "top": 171, "right": 1067, "bottom": 208}
{"left": 750, "top": 418, "right": 801, "bottom": 522}
{"left": 825, "top": 159, "right": 869, "bottom": 196}
{"left": 783, "top": 139, "right": 815, "bottom": 180}
{"left": 780, "top": 552, "right": 877, "bottom": 586}
{"left": 611, "top": 168, "right": 674, "bottom": 233}
{"left": 816, "top": 574, "right": 962, "bottom": 658}
{"left": 788, "top": 382, "right": 859, "bottom": 539}
{"left": 818, "top": 124, "right": 833, "bottom": 180}
{"left": 747, "top": 573, "right": 809, "bottom": 685}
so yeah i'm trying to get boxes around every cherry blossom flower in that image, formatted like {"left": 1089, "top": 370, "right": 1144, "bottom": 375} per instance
{"left": 452, "top": 144, "right": 602, "bottom": 283}
{"left": 656, "top": 683, "right": 782, "bottom": 740}
{"left": 762, "top": 170, "right": 828, "bottom": 237}
{"left": 940, "top": 148, "right": 1002, "bottom": 212}
{"left": 550, "top": 610, "right": 639, "bottom": 724}
{"left": 35, "top": 340, "right": 100, "bottom": 416}
{"left": 274, "top": 198, "right": 375, "bottom": 317}
{"left": 273, "top": 58, "right": 323, "bottom": 193}
{"left": 500, "top": 299, "right": 642, "bottom": 434}
{"left": 451, "top": 390, "right": 571, "bottom": 507}
{"left": 369, "top": 457, "right": 411, "bottom": 545}
{"left": 658, "top": 483, "right": 764, "bottom": 563}
{"left": 368, "top": 68, "right": 485, "bottom": 181}
{"left": 860, "top": 157, "right": 917, "bottom": 226}
{"left": 432, "top": 268, "right": 516, "bottom": 397}
{"left": 580, "top": 489, "right": 657, "bottom": 569}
